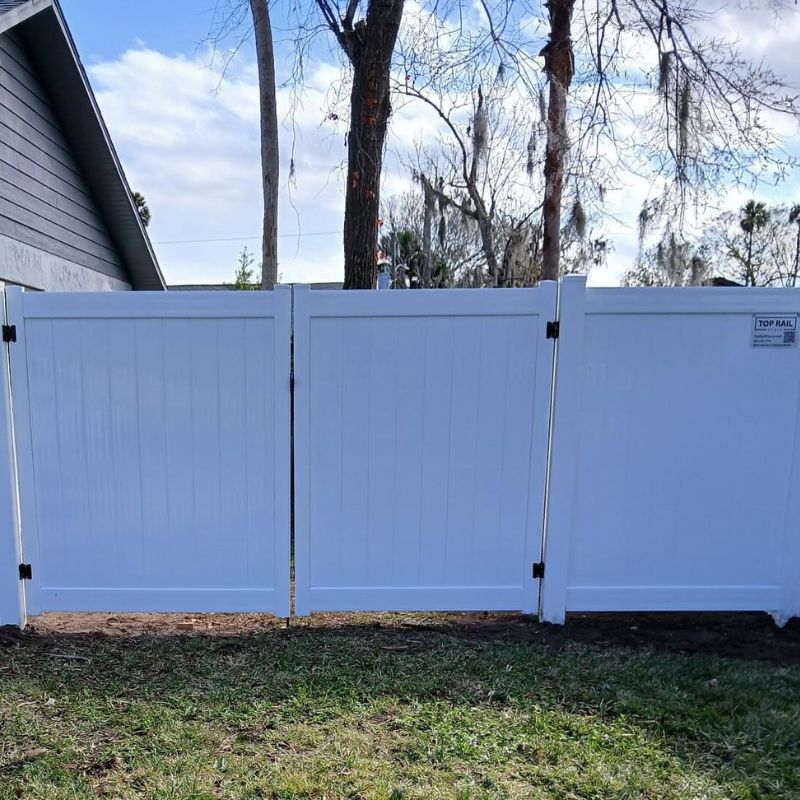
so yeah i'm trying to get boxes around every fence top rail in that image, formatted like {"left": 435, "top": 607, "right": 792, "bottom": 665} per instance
{"left": 6, "top": 286, "right": 292, "bottom": 320}
{"left": 294, "top": 282, "right": 558, "bottom": 317}
{"left": 584, "top": 286, "right": 800, "bottom": 315}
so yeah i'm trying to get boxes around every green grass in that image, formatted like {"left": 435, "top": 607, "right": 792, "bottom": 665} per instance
{"left": 1, "top": 619, "right": 799, "bottom": 799}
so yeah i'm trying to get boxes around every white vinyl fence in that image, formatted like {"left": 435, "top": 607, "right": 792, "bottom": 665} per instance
{"left": 2, "top": 288, "right": 291, "bottom": 623}
{"left": 0, "top": 279, "right": 798, "bottom": 628}
{"left": 292, "top": 284, "right": 557, "bottom": 615}
{"left": 542, "top": 277, "right": 800, "bottom": 625}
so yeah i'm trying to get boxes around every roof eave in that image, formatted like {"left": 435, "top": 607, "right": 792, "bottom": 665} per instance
{"left": 2, "top": 0, "right": 166, "bottom": 290}
{"left": 0, "top": 0, "right": 51, "bottom": 36}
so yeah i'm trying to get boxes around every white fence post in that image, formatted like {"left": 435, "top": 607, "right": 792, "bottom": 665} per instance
{"left": 539, "top": 274, "right": 586, "bottom": 624}
{"left": 0, "top": 287, "right": 25, "bottom": 628}
{"left": 778, "top": 391, "right": 800, "bottom": 625}
{"left": 292, "top": 284, "right": 312, "bottom": 616}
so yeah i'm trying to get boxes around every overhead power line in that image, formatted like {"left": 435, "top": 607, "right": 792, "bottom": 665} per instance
{"left": 155, "top": 228, "right": 649, "bottom": 247}
{"left": 154, "top": 230, "right": 341, "bottom": 245}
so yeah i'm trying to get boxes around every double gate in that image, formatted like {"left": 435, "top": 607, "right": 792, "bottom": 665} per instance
{"left": 1, "top": 279, "right": 799, "bottom": 627}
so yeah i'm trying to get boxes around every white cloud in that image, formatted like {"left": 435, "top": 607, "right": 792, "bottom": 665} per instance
{"left": 89, "top": 2, "right": 800, "bottom": 288}
{"left": 91, "top": 48, "right": 352, "bottom": 285}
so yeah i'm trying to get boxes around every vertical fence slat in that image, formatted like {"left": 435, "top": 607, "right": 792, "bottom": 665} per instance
{"left": 540, "top": 275, "right": 587, "bottom": 624}
{"left": 522, "top": 279, "right": 557, "bottom": 614}
{"left": 292, "top": 284, "right": 312, "bottom": 616}
{"left": 0, "top": 287, "right": 25, "bottom": 627}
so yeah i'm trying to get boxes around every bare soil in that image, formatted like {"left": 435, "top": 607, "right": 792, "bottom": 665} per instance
{"left": 3, "top": 610, "right": 799, "bottom": 663}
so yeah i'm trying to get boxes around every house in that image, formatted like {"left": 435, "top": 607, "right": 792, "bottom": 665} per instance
{"left": 0, "top": 0, "right": 164, "bottom": 290}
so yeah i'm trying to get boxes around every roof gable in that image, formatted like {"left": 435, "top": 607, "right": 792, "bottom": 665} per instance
{"left": 1, "top": 0, "right": 165, "bottom": 289}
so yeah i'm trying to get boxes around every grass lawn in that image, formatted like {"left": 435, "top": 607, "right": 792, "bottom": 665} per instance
{"left": 0, "top": 613, "right": 799, "bottom": 799}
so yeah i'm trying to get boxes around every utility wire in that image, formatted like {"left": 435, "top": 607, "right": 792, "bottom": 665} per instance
{"left": 154, "top": 230, "right": 341, "bottom": 245}
{"left": 155, "top": 228, "right": 647, "bottom": 246}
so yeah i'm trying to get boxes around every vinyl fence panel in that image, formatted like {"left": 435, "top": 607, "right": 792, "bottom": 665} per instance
{"left": 7, "top": 288, "right": 291, "bottom": 617}
{"left": 542, "top": 276, "right": 800, "bottom": 624}
{"left": 293, "top": 284, "right": 558, "bottom": 615}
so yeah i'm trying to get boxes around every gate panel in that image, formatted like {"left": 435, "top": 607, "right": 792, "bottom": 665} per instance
{"left": 542, "top": 276, "right": 800, "bottom": 624}
{"left": 293, "top": 284, "right": 557, "bottom": 615}
{"left": 8, "top": 288, "right": 291, "bottom": 616}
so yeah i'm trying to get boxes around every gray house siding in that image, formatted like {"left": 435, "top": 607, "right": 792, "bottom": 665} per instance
{"left": 0, "top": 29, "right": 131, "bottom": 288}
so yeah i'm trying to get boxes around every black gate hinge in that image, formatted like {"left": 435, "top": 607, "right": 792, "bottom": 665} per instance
{"left": 2, "top": 324, "right": 16, "bottom": 343}
{"left": 546, "top": 321, "right": 559, "bottom": 340}
{"left": 532, "top": 561, "right": 545, "bottom": 579}
{"left": 18, "top": 563, "right": 31, "bottom": 580}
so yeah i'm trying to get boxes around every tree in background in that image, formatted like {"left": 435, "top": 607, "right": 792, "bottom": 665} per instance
{"left": 463, "top": 0, "right": 800, "bottom": 280}
{"left": 231, "top": 247, "right": 261, "bottom": 289}
{"left": 788, "top": 205, "right": 800, "bottom": 288}
{"left": 739, "top": 201, "right": 770, "bottom": 286}
{"left": 624, "top": 225, "right": 706, "bottom": 287}
{"left": 706, "top": 203, "right": 799, "bottom": 287}
{"left": 209, "top": 1, "right": 279, "bottom": 289}
{"left": 250, "top": 0, "right": 279, "bottom": 289}
{"left": 132, "top": 191, "right": 151, "bottom": 228}
{"left": 382, "top": 184, "right": 607, "bottom": 287}
{"left": 627, "top": 203, "right": 800, "bottom": 287}
{"left": 314, "top": 0, "right": 405, "bottom": 289}
{"left": 539, "top": 0, "right": 575, "bottom": 282}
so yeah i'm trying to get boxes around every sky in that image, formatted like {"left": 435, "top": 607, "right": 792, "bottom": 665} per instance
{"left": 58, "top": 0, "right": 800, "bottom": 287}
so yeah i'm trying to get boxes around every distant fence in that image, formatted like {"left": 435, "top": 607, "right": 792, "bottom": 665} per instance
{"left": 0, "top": 278, "right": 797, "bottom": 627}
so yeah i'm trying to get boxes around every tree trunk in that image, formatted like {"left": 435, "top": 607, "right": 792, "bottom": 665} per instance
{"left": 421, "top": 176, "right": 434, "bottom": 288}
{"left": 250, "top": 0, "right": 279, "bottom": 289}
{"left": 793, "top": 225, "right": 800, "bottom": 288}
{"left": 341, "top": 0, "right": 404, "bottom": 289}
{"left": 477, "top": 213, "right": 498, "bottom": 285}
{"left": 541, "top": 0, "right": 575, "bottom": 282}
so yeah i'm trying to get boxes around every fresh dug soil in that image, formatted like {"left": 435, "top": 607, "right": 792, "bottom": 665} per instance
{"left": 3, "top": 610, "right": 800, "bottom": 664}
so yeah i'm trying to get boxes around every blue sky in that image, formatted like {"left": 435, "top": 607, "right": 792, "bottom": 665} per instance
{"left": 61, "top": 1, "right": 220, "bottom": 61}
{"left": 56, "top": 0, "right": 800, "bottom": 286}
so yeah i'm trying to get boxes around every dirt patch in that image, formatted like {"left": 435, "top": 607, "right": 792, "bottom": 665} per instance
{"left": 3, "top": 610, "right": 799, "bottom": 664}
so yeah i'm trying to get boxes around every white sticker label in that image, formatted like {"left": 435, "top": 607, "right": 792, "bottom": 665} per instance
{"left": 752, "top": 315, "right": 798, "bottom": 348}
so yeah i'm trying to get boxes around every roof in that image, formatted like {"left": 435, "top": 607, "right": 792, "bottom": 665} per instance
{"left": 0, "top": 0, "right": 165, "bottom": 289}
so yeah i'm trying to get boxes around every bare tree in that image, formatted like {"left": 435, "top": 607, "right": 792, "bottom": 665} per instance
{"left": 630, "top": 204, "right": 800, "bottom": 287}
{"left": 702, "top": 203, "right": 800, "bottom": 287}
{"left": 209, "top": 1, "right": 279, "bottom": 289}
{"left": 466, "top": 0, "right": 799, "bottom": 277}
{"left": 624, "top": 224, "right": 706, "bottom": 286}
{"left": 250, "top": 0, "right": 279, "bottom": 288}
{"left": 540, "top": 0, "right": 575, "bottom": 281}
{"left": 315, "top": 0, "right": 405, "bottom": 289}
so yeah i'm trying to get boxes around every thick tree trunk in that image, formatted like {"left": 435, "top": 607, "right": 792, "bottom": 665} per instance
{"left": 541, "top": 0, "right": 575, "bottom": 282}
{"left": 250, "top": 0, "right": 279, "bottom": 289}
{"left": 341, "top": 0, "right": 404, "bottom": 289}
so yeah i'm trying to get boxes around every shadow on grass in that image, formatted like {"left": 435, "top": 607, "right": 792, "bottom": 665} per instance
{"left": 1, "top": 615, "right": 799, "bottom": 798}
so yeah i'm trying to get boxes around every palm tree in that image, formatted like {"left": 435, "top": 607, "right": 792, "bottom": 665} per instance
{"left": 739, "top": 200, "right": 770, "bottom": 286}
{"left": 789, "top": 205, "right": 800, "bottom": 288}
{"left": 132, "top": 191, "right": 151, "bottom": 228}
